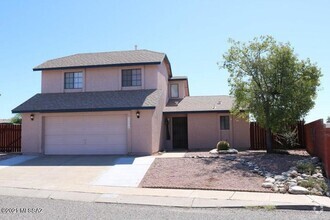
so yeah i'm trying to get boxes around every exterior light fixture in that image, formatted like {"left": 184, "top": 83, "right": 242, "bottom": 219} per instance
{"left": 30, "top": 114, "right": 34, "bottom": 121}
{"left": 136, "top": 111, "right": 140, "bottom": 118}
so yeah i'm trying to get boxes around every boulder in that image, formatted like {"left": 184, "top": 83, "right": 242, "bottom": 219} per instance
{"left": 272, "top": 185, "right": 279, "bottom": 192}
{"left": 311, "top": 188, "right": 323, "bottom": 196}
{"left": 265, "top": 177, "right": 275, "bottom": 183}
{"left": 279, "top": 187, "right": 287, "bottom": 193}
{"left": 296, "top": 176, "right": 304, "bottom": 181}
{"left": 262, "top": 182, "right": 274, "bottom": 188}
{"left": 218, "top": 149, "right": 239, "bottom": 154}
{"left": 274, "top": 175, "right": 286, "bottom": 181}
{"left": 209, "top": 149, "right": 218, "bottom": 154}
{"left": 290, "top": 170, "right": 299, "bottom": 177}
{"left": 288, "top": 186, "right": 309, "bottom": 195}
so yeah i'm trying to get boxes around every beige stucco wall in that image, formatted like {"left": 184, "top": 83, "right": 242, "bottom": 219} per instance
{"left": 163, "top": 113, "right": 250, "bottom": 151}
{"left": 41, "top": 62, "right": 169, "bottom": 93}
{"left": 21, "top": 110, "right": 157, "bottom": 155}
{"left": 21, "top": 113, "right": 42, "bottom": 154}
{"left": 187, "top": 113, "right": 219, "bottom": 150}
{"left": 130, "top": 110, "right": 153, "bottom": 155}
{"left": 23, "top": 58, "right": 172, "bottom": 155}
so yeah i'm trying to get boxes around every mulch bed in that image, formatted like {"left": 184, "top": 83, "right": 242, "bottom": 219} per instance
{"left": 140, "top": 150, "right": 311, "bottom": 192}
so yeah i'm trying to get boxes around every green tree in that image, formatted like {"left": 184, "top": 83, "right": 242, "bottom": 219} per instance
{"left": 11, "top": 114, "right": 22, "bottom": 124}
{"left": 327, "top": 116, "right": 330, "bottom": 123}
{"left": 221, "top": 36, "right": 321, "bottom": 153}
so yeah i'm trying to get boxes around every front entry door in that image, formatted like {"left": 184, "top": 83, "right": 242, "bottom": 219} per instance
{"left": 172, "top": 117, "right": 188, "bottom": 149}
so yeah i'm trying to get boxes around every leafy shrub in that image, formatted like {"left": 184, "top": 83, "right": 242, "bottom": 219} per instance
{"left": 216, "top": 141, "right": 230, "bottom": 151}
{"left": 296, "top": 162, "right": 316, "bottom": 175}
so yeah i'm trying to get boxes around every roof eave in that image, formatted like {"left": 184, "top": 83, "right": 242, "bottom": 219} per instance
{"left": 33, "top": 62, "right": 162, "bottom": 71}
{"left": 163, "top": 110, "right": 231, "bottom": 114}
{"left": 12, "top": 106, "right": 156, "bottom": 114}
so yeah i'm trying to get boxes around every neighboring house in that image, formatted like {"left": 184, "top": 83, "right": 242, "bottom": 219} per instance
{"left": 12, "top": 50, "right": 250, "bottom": 155}
{"left": 0, "top": 119, "right": 11, "bottom": 123}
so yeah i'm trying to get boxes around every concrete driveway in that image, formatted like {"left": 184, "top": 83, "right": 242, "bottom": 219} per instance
{"left": 0, "top": 155, "right": 154, "bottom": 191}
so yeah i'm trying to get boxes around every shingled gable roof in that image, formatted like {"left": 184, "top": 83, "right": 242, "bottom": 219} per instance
{"left": 12, "top": 89, "right": 162, "bottom": 113}
{"left": 33, "top": 50, "right": 171, "bottom": 72}
{"left": 163, "top": 95, "right": 234, "bottom": 113}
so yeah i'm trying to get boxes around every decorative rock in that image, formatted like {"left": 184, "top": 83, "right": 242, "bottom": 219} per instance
{"left": 265, "top": 172, "right": 272, "bottom": 178}
{"left": 265, "top": 177, "right": 275, "bottom": 183}
{"left": 311, "top": 188, "right": 323, "bottom": 196}
{"left": 218, "top": 149, "right": 238, "bottom": 154}
{"left": 288, "top": 186, "right": 309, "bottom": 194}
{"left": 311, "top": 157, "right": 320, "bottom": 163}
{"left": 290, "top": 170, "right": 299, "bottom": 177}
{"left": 279, "top": 187, "right": 287, "bottom": 193}
{"left": 288, "top": 179, "right": 297, "bottom": 183}
{"left": 223, "top": 155, "right": 236, "bottom": 161}
{"left": 272, "top": 185, "right": 279, "bottom": 192}
{"left": 274, "top": 175, "right": 286, "bottom": 181}
{"left": 209, "top": 149, "right": 218, "bottom": 154}
{"left": 302, "top": 174, "right": 309, "bottom": 179}
{"left": 288, "top": 182, "right": 297, "bottom": 187}
{"left": 262, "top": 182, "right": 274, "bottom": 188}
{"left": 252, "top": 169, "right": 259, "bottom": 174}
{"left": 296, "top": 176, "right": 304, "bottom": 181}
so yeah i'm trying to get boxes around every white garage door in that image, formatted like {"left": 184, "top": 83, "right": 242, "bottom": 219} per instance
{"left": 44, "top": 115, "right": 127, "bottom": 155}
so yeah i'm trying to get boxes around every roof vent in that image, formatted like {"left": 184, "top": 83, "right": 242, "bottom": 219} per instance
{"left": 217, "top": 101, "right": 222, "bottom": 105}
{"left": 134, "top": 45, "right": 138, "bottom": 50}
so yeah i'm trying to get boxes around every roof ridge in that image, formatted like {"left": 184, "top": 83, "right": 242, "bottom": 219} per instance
{"left": 72, "top": 49, "right": 166, "bottom": 56}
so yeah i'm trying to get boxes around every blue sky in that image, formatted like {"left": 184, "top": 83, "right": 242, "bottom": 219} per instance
{"left": 0, "top": 0, "right": 329, "bottom": 122}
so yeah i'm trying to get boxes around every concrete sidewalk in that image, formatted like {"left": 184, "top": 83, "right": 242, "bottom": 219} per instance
{"left": 0, "top": 186, "right": 329, "bottom": 211}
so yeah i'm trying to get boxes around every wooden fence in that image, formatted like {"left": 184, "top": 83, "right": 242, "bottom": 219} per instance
{"left": 250, "top": 121, "right": 305, "bottom": 150}
{"left": 0, "top": 123, "right": 21, "bottom": 152}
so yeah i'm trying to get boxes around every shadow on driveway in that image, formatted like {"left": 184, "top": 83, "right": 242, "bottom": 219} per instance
{"left": 0, "top": 155, "right": 153, "bottom": 167}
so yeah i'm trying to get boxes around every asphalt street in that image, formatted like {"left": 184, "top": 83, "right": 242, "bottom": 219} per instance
{"left": 0, "top": 195, "right": 329, "bottom": 220}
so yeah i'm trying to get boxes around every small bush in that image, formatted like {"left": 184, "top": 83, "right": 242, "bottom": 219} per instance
{"left": 217, "top": 141, "right": 230, "bottom": 151}
{"left": 299, "top": 177, "right": 328, "bottom": 192}
{"left": 296, "top": 162, "right": 316, "bottom": 175}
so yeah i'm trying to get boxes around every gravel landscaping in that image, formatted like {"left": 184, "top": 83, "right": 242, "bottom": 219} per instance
{"left": 140, "top": 150, "right": 328, "bottom": 194}
{"left": 140, "top": 153, "right": 270, "bottom": 192}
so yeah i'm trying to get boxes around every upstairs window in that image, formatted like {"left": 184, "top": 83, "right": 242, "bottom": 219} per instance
{"left": 220, "top": 116, "right": 230, "bottom": 130}
{"left": 122, "top": 69, "right": 142, "bottom": 87}
{"left": 64, "top": 72, "right": 83, "bottom": 89}
{"left": 170, "top": 84, "right": 179, "bottom": 98}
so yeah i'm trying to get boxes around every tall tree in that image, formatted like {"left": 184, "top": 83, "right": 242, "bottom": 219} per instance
{"left": 11, "top": 114, "right": 22, "bottom": 124}
{"left": 327, "top": 116, "right": 330, "bottom": 123}
{"left": 221, "top": 36, "right": 321, "bottom": 153}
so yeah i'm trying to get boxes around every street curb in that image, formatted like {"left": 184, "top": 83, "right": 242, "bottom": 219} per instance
{"left": 0, "top": 186, "right": 330, "bottom": 211}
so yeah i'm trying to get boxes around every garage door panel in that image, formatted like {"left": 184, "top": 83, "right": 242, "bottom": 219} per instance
{"left": 44, "top": 114, "right": 128, "bottom": 155}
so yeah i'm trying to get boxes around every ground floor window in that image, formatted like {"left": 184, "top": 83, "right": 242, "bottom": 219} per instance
{"left": 220, "top": 116, "right": 230, "bottom": 130}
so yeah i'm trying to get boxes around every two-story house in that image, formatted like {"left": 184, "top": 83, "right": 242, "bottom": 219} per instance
{"left": 12, "top": 50, "right": 250, "bottom": 155}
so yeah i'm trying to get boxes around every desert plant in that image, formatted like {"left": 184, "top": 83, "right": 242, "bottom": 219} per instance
{"left": 216, "top": 141, "right": 230, "bottom": 151}
{"left": 296, "top": 162, "right": 316, "bottom": 175}
{"left": 275, "top": 128, "right": 299, "bottom": 149}
{"left": 299, "top": 177, "right": 328, "bottom": 192}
